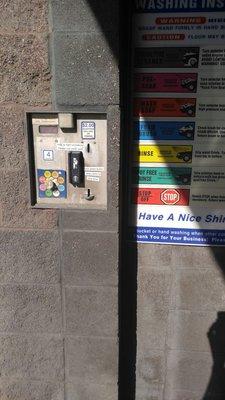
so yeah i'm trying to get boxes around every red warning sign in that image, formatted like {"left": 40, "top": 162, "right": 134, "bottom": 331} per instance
{"left": 161, "top": 189, "right": 180, "bottom": 205}
{"left": 133, "top": 188, "right": 189, "bottom": 206}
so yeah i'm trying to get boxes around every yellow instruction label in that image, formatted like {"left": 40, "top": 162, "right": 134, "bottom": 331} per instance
{"left": 135, "top": 145, "right": 193, "bottom": 163}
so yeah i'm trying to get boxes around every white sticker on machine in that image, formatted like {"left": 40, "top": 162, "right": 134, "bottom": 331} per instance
{"left": 56, "top": 143, "right": 84, "bottom": 151}
{"left": 81, "top": 121, "right": 95, "bottom": 139}
{"left": 87, "top": 176, "right": 100, "bottom": 182}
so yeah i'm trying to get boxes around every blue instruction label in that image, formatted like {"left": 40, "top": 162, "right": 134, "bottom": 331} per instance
{"left": 134, "top": 121, "right": 195, "bottom": 141}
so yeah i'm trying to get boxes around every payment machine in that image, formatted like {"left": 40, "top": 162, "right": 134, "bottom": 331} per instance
{"left": 27, "top": 112, "right": 107, "bottom": 209}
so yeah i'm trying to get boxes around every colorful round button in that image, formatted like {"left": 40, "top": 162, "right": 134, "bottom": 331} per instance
{"left": 52, "top": 171, "right": 59, "bottom": 179}
{"left": 39, "top": 176, "right": 46, "bottom": 183}
{"left": 58, "top": 176, "right": 64, "bottom": 184}
{"left": 39, "top": 183, "right": 47, "bottom": 191}
{"left": 58, "top": 184, "right": 65, "bottom": 192}
{"left": 45, "top": 189, "right": 52, "bottom": 197}
{"left": 46, "top": 180, "right": 54, "bottom": 189}
{"left": 44, "top": 170, "right": 51, "bottom": 178}
{"left": 53, "top": 190, "right": 60, "bottom": 197}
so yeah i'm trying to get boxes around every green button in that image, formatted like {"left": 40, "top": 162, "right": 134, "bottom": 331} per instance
{"left": 45, "top": 189, "right": 53, "bottom": 197}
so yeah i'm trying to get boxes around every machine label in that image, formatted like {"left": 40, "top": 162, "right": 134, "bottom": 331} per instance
{"left": 135, "top": 145, "right": 193, "bottom": 163}
{"left": 134, "top": 120, "right": 195, "bottom": 141}
{"left": 43, "top": 150, "right": 54, "bottom": 161}
{"left": 81, "top": 121, "right": 95, "bottom": 139}
{"left": 57, "top": 143, "right": 84, "bottom": 151}
{"left": 134, "top": 98, "right": 196, "bottom": 117}
{"left": 134, "top": 73, "right": 198, "bottom": 93}
{"left": 132, "top": 188, "right": 190, "bottom": 205}
{"left": 132, "top": 166, "right": 192, "bottom": 185}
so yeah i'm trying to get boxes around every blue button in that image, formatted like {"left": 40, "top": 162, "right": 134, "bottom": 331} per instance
{"left": 58, "top": 184, "right": 65, "bottom": 192}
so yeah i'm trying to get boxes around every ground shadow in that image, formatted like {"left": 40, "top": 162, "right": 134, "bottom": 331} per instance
{"left": 202, "top": 258, "right": 225, "bottom": 400}
{"left": 85, "top": 1, "right": 137, "bottom": 399}
{"left": 202, "top": 311, "right": 225, "bottom": 399}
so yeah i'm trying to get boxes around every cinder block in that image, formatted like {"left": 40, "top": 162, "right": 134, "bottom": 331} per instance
{"left": 0, "top": 335, "right": 63, "bottom": 380}
{"left": 52, "top": 33, "right": 119, "bottom": 106}
{"left": 136, "top": 348, "right": 165, "bottom": 400}
{"left": 66, "top": 379, "right": 117, "bottom": 400}
{"left": 137, "top": 308, "right": 169, "bottom": 350}
{"left": 65, "top": 286, "right": 117, "bottom": 336}
{"left": 136, "top": 385, "right": 163, "bottom": 400}
{"left": 0, "top": 285, "right": 62, "bottom": 333}
{"left": 137, "top": 243, "right": 173, "bottom": 270}
{"left": 50, "top": 0, "right": 119, "bottom": 33}
{"left": 171, "top": 245, "right": 225, "bottom": 270}
{"left": 0, "top": 170, "right": 59, "bottom": 229}
{"left": 167, "top": 310, "right": 217, "bottom": 353}
{"left": 0, "top": 105, "right": 26, "bottom": 171}
{"left": 174, "top": 269, "right": 225, "bottom": 311}
{"left": 66, "top": 336, "right": 117, "bottom": 384}
{"left": 0, "top": 231, "right": 60, "bottom": 284}
{"left": 0, "top": 379, "right": 64, "bottom": 400}
{"left": 0, "top": 35, "right": 51, "bottom": 105}
{"left": 62, "top": 209, "right": 118, "bottom": 231}
{"left": 0, "top": 0, "right": 49, "bottom": 33}
{"left": 138, "top": 268, "right": 172, "bottom": 310}
{"left": 165, "top": 350, "right": 212, "bottom": 394}
{"left": 62, "top": 231, "right": 118, "bottom": 286}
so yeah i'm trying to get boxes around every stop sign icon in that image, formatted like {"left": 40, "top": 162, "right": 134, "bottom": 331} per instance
{"left": 161, "top": 189, "right": 180, "bottom": 205}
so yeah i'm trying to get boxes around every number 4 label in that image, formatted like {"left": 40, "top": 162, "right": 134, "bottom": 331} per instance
{"left": 43, "top": 150, "right": 54, "bottom": 161}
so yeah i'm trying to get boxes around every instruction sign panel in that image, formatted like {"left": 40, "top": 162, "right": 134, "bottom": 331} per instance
{"left": 130, "top": 1, "right": 225, "bottom": 245}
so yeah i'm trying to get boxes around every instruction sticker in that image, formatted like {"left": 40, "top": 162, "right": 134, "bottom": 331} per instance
{"left": 135, "top": 145, "right": 193, "bottom": 163}
{"left": 134, "top": 121, "right": 195, "bottom": 141}
{"left": 134, "top": 73, "right": 198, "bottom": 93}
{"left": 85, "top": 171, "right": 102, "bottom": 177}
{"left": 134, "top": 98, "right": 196, "bottom": 118}
{"left": 85, "top": 166, "right": 104, "bottom": 172}
{"left": 57, "top": 143, "right": 84, "bottom": 151}
{"left": 81, "top": 121, "right": 95, "bottom": 139}
{"left": 133, "top": 188, "right": 190, "bottom": 206}
{"left": 132, "top": 166, "right": 192, "bottom": 186}
{"left": 134, "top": 47, "right": 200, "bottom": 69}
{"left": 87, "top": 176, "right": 100, "bottom": 182}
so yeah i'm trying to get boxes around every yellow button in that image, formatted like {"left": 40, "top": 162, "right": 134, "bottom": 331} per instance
{"left": 52, "top": 171, "right": 59, "bottom": 179}
{"left": 44, "top": 170, "right": 51, "bottom": 178}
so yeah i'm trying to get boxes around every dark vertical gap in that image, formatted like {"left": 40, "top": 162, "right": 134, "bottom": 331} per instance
{"left": 119, "top": 1, "right": 137, "bottom": 400}
{"left": 26, "top": 113, "right": 37, "bottom": 206}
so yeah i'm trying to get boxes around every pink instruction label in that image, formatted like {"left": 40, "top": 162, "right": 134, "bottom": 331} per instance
{"left": 134, "top": 73, "right": 198, "bottom": 93}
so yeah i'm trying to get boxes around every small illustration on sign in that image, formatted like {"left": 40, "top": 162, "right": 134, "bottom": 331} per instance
{"left": 161, "top": 189, "right": 180, "bottom": 205}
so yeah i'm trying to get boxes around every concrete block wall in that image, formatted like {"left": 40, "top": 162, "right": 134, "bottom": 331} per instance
{"left": 0, "top": 1, "right": 119, "bottom": 399}
{"left": 136, "top": 244, "right": 225, "bottom": 400}
{"left": 0, "top": 1, "right": 63, "bottom": 399}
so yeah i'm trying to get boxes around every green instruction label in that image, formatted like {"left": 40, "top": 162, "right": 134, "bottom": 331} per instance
{"left": 132, "top": 166, "right": 192, "bottom": 186}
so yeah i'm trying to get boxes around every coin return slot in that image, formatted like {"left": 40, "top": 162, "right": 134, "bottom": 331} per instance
{"left": 85, "top": 188, "right": 95, "bottom": 201}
